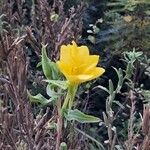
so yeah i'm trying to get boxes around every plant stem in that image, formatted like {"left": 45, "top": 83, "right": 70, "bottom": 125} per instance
{"left": 57, "top": 83, "right": 78, "bottom": 149}
{"left": 62, "top": 83, "right": 78, "bottom": 110}
{"left": 127, "top": 89, "right": 135, "bottom": 150}
{"left": 68, "top": 84, "right": 78, "bottom": 109}
{"left": 56, "top": 99, "right": 63, "bottom": 150}
{"left": 62, "top": 90, "right": 70, "bottom": 110}
{"left": 75, "top": 127, "right": 105, "bottom": 150}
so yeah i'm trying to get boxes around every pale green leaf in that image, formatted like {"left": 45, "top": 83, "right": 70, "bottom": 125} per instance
{"left": 66, "top": 109, "right": 101, "bottom": 123}
{"left": 94, "top": 85, "right": 109, "bottom": 93}
{"left": 44, "top": 80, "right": 68, "bottom": 90}
{"left": 88, "top": 35, "right": 96, "bottom": 44}
{"left": 113, "top": 101, "right": 125, "bottom": 109}
{"left": 27, "top": 91, "right": 50, "bottom": 105}
{"left": 41, "top": 45, "right": 59, "bottom": 80}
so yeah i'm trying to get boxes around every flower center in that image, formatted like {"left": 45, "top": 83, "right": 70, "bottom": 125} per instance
{"left": 70, "top": 64, "right": 87, "bottom": 75}
{"left": 71, "top": 67, "right": 79, "bottom": 75}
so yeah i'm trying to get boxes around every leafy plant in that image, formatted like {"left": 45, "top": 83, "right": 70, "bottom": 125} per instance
{"left": 87, "top": 49, "right": 147, "bottom": 149}
{"left": 85, "top": 0, "right": 150, "bottom": 53}
{"left": 28, "top": 42, "right": 105, "bottom": 149}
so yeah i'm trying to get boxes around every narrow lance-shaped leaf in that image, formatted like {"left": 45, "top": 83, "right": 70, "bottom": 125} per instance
{"left": 42, "top": 44, "right": 51, "bottom": 79}
{"left": 109, "top": 91, "right": 116, "bottom": 107}
{"left": 125, "top": 62, "right": 133, "bottom": 79}
{"left": 95, "top": 85, "right": 109, "bottom": 93}
{"left": 27, "top": 91, "right": 50, "bottom": 105}
{"left": 66, "top": 109, "right": 101, "bottom": 123}
{"left": 41, "top": 44, "right": 59, "bottom": 80}
{"left": 44, "top": 80, "right": 68, "bottom": 90}
{"left": 113, "top": 101, "right": 125, "bottom": 109}
{"left": 102, "top": 112, "right": 109, "bottom": 126}
{"left": 46, "top": 84, "right": 64, "bottom": 103}
{"left": 109, "top": 79, "right": 114, "bottom": 95}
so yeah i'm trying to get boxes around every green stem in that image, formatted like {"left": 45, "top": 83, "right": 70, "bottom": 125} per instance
{"left": 68, "top": 84, "right": 78, "bottom": 109}
{"left": 62, "top": 90, "right": 70, "bottom": 110}
{"left": 61, "top": 83, "right": 78, "bottom": 111}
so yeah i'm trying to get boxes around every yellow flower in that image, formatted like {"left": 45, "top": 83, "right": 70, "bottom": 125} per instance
{"left": 57, "top": 41, "right": 105, "bottom": 85}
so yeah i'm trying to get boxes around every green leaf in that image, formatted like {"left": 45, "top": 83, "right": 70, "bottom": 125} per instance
{"left": 46, "top": 84, "right": 58, "bottom": 98}
{"left": 48, "top": 122, "right": 57, "bottom": 130}
{"left": 103, "top": 112, "right": 109, "bottom": 126}
{"left": 75, "top": 128, "right": 105, "bottom": 150}
{"left": 109, "top": 91, "right": 116, "bottom": 106}
{"left": 87, "top": 30, "right": 93, "bottom": 34}
{"left": 36, "top": 62, "right": 42, "bottom": 68}
{"left": 93, "top": 25, "right": 100, "bottom": 34}
{"left": 50, "top": 13, "right": 59, "bottom": 22}
{"left": 94, "top": 85, "right": 109, "bottom": 93}
{"left": 44, "top": 80, "right": 68, "bottom": 90}
{"left": 41, "top": 45, "right": 59, "bottom": 80}
{"left": 60, "top": 142, "right": 67, "bottom": 150}
{"left": 109, "top": 79, "right": 114, "bottom": 95}
{"left": 113, "top": 67, "right": 124, "bottom": 93}
{"left": 125, "top": 62, "right": 133, "bottom": 79}
{"left": 46, "top": 84, "right": 63, "bottom": 103}
{"left": 113, "top": 101, "right": 125, "bottom": 109}
{"left": 66, "top": 109, "right": 101, "bottom": 123}
{"left": 27, "top": 91, "right": 50, "bottom": 105}
{"left": 88, "top": 35, "right": 96, "bottom": 44}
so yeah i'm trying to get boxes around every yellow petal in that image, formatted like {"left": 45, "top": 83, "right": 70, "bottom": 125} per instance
{"left": 57, "top": 61, "right": 71, "bottom": 76}
{"left": 60, "top": 42, "right": 79, "bottom": 65}
{"left": 78, "top": 67, "right": 105, "bottom": 83}
{"left": 72, "top": 41, "right": 78, "bottom": 47}
{"left": 67, "top": 67, "right": 105, "bottom": 84}
{"left": 77, "top": 74, "right": 94, "bottom": 82}
{"left": 86, "top": 55, "right": 99, "bottom": 66}
{"left": 70, "top": 41, "right": 78, "bottom": 56}
{"left": 60, "top": 45, "right": 72, "bottom": 63}
{"left": 89, "top": 67, "right": 105, "bottom": 80}
{"left": 71, "top": 42, "right": 80, "bottom": 64}
{"left": 65, "top": 75, "right": 82, "bottom": 84}
{"left": 57, "top": 41, "right": 105, "bottom": 85}
{"left": 65, "top": 74, "right": 92, "bottom": 84}
{"left": 78, "top": 46, "right": 89, "bottom": 57}
{"left": 82, "top": 63, "right": 97, "bottom": 73}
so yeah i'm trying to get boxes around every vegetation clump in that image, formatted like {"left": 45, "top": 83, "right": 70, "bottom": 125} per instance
{"left": 0, "top": 0, "right": 149, "bottom": 150}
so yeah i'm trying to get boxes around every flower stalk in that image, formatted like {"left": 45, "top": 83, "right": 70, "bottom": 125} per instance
{"left": 55, "top": 41, "right": 105, "bottom": 149}
{"left": 62, "top": 82, "right": 78, "bottom": 111}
